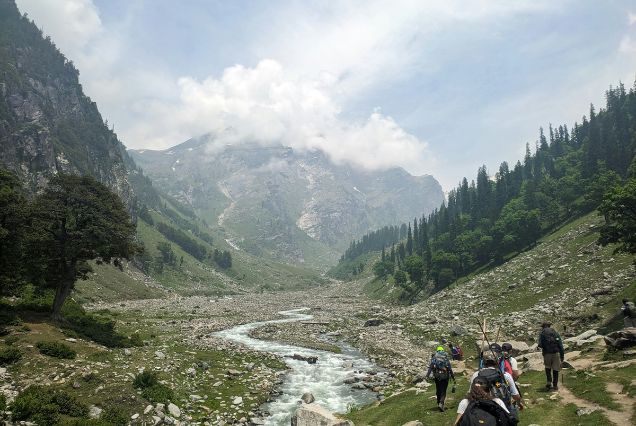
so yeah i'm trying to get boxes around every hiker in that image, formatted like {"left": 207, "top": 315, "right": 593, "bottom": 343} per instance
{"left": 622, "top": 299, "right": 636, "bottom": 328}
{"left": 425, "top": 345, "right": 456, "bottom": 412}
{"left": 455, "top": 376, "right": 518, "bottom": 426}
{"left": 470, "top": 351, "right": 523, "bottom": 418}
{"left": 449, "top": 342, "right": 464, "bottom": 360}
{"left": 537, "top": 322, "right": 565, "bottom": 391}
{"left": 501, "top": 343, "right": 521, "bottom": 380}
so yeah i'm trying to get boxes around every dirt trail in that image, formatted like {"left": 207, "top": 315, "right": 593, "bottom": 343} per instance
{"left": 558, "top": 382, "right": 634, "bottom": 425}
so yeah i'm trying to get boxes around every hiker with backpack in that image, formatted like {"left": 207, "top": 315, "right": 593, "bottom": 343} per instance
{"left": 425, "top": 345, "right": 456, "bottom": 412}
{"left": 454, "top": 376, "right": 518, "bottom": 426}
{"left": 537, "top": 322, "right": 565, "bottom": 391}
{"left": 449, "top": 342, "right": 464, "bottom": 360}
{"left": 470, "top": 351, "right": 523, "bottom": 418}
{"left": 500, "top": 343, "right": 521, "bottom": 380}
{"left": 622, "top": 299, "right": 636, "bottom": 328}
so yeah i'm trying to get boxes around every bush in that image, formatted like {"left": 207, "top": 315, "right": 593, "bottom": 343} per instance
{"left": 133, "top": 370, "right": 158, "bottom": 389}
{"left": 62, "top": 306, "right": 138, "bottom": 348}
{"left": 4, "top": 334, "right": 19, "bottom": 345}
{"left": 101, "top": 405, "right": 129, "bottom": 425}
{"left": 36, "top": 341, "right": 76, "bottom": 359}
{"left": 141, "top": 383, "right": 174, "bottom": 404}
{"left": 0, "top": 346, "right": 22, "bottom": 365}
{"left": 0, "top": 393, "right": 6, "bottom": 411}
{"left": 11, "top": 386, "right": 88, "bottom": 425}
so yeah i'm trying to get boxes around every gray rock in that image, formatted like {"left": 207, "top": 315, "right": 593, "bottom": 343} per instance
{"left": 576, "top": 407, "right": 598, "bottom": 416}
{"left": 604, "top": 327, "right": 636, "bottom": 349}
{"left": 293, "top": 403, "right": 351, "bottom": 425}
{"left": 451, "top": 325, "right": 468, "bottom": 336}
{"left": 364, "top": 319, "right": 384, "bottom": 327}
{"left": 301, "top": 392, "right": 316, "bottom": 404}
{"left": 89, "top": 405, "right": 103, "bottom": 419}
{"left": 233, "top": 396, "right": 243, "bottom": 405}
{"left": 154, "top": 351, "right": 166, "bottom": 360}
{"left": 167, "top": 402, "right": 181, "bottom": 418}
{"left": 402, "top": 422, "right": 424, "bottom": 426}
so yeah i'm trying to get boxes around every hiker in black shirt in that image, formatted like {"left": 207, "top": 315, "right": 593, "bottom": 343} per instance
{"left": 537, "top": 322, "right": 565, "bottom": 391}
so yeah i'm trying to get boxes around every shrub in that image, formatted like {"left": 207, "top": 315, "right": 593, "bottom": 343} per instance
{"left": 101, "top": 405, "right": 128, "bottom": 425}
{"left": 0, "top": 393, "right": 6, "bottom": 411}
{"left": 63, "top": 308, "right": 137, "bottom": 348}
{"left": 36, "top": 341, "right": 76, "bottom": 359}
{"left": 141, "top": 383, "right": 174, "bottom": 404}
{"left": 0, "top": 346, "right": 22, "bottom": 365}
{"left": 52, "top": 390, "right": 89, "bottom": 417}
{"left": 4, "top": 334, "right": 19, "bottom": 345}
{"left": 11, "top": 386, "right": 87, "bottom": 425}
{"left": 133, "top": 370, "right": 158, "bottom": 389}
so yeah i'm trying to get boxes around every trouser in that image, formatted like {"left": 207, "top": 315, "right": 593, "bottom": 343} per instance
{"left": 435, "top": 378, "right": 449, "bottom": 404}
{"left": 625, "top": 317, "right": 636, "bottom": 328}
{"left": 545, "top": 368, "right": 559, "bottom": 387}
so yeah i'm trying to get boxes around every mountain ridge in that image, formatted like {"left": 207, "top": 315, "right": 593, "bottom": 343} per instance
{"left": 130, "top": 135, "right": 444, "bottom": 267}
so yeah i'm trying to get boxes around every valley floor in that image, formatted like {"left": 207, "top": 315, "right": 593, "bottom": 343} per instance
{"left": 2, "top": 214, "right": 636, "bottom": 425}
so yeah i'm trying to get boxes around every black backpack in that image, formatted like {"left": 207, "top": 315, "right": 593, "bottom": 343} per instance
{"left": 477, "top": 368, "right": 512, "bottom": 410}
{"left": 542, "top": 328, "right": 560, "bottom": 353}
{"left": 458, "top": 400, "right": 518, "bottom": 426}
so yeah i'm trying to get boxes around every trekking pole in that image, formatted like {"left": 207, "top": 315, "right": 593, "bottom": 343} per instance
{"left": 475, "top": 317, "right": 500, "bottom": 362}
{"left": 494, "top": 326, "right": 501, "bottom": 344}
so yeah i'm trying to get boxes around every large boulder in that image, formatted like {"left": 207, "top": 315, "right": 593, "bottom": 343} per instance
{"left": 301, "top": 392, "right": 316, "bottom": 404}
{"left": 604, "top": 328, "right": 636, "bottom": 349}
{"left": 291, "top": 403, "right": 354, "bottom": 426}
{"left": 519, "top": 352, "right": 545, "bottom": 372}
{"left": 451, "top": 325, "right": 468, "bottom": 336}
{"left": 291, "top": 354, "right": 319, "bottom": 364}
{"left": 364, "top": 319, "right": 384, "bottom": 327}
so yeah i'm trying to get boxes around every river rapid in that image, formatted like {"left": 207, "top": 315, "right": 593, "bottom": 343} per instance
{"left": 215, "top": 308, "right": 379, "bottom": 425}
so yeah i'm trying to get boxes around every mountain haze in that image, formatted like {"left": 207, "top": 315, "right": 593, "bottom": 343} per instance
{"left": 130, "top": 136, "right": 444, "bottom": 267}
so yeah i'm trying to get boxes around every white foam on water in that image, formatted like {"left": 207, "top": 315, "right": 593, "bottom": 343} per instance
{"left": 215, "top": 308, "right": 378, "bottom": 425}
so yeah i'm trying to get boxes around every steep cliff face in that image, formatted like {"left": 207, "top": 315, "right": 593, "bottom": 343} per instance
{"left": 130, "top": 136, "right": 444, "bottom": 266}
{"left": 0, "top": 0, "right": 131, "bottom": 203}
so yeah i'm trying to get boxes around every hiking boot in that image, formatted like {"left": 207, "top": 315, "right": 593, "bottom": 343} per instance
{"left": 545, "top": 383, "right": 552, "bottom": 390}
{"left": 438, "top": 402, "right": 445, "bottom": 412}
{"left": 552, "top": 384, "right": 559, "bottom": 391}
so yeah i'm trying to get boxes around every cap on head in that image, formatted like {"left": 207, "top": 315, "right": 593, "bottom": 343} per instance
{"left": 502, "top": 343, "right": 513, "bottom": 352}
{"left": 541, "top": 321, "right": 552, "bottom": 328}
{"left": 436, "top": 346, "right": 445, "bottom": 352}
{"left": 624, "top": 299, "right": 629, "bottom": 304}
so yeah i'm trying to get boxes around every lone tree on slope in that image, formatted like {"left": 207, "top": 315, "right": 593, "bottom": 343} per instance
{"left": 27, "top": 174, "right": 138, "bottom": 321}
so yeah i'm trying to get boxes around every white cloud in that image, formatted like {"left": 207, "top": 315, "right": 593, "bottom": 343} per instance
{"left": 126, "top": 59, "right": 435, "bottom": 174}
{"left": 15, "top": 0, "right": 102, "bottom": 56}
{"left": 629, "top": 12, "right": 636, "bottom": 25}
{"left": 265, "top": 0, "right": 560, "bottom": 98}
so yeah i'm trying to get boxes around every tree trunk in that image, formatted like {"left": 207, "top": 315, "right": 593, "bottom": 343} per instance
{"left": 51, "top": 280, "right": 73, "bottom": 322}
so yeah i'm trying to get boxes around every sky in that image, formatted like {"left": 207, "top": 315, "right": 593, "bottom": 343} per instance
{"left": 15, "top": 0, "right": 636, "bottom": 190}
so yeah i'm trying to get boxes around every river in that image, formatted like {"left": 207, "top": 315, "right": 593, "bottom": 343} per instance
{"left": 215, "top": 308, "right": 379, "bottom": 425}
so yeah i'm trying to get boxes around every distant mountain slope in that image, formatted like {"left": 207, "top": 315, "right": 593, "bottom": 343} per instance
{"left": 0, "top": 0, "right": 132, "bottom": 203}
{"left": 0, "top": 0, "right": 327, "bottom": 298}
{"left": 130, "top": 136, "right": 444, "bottom": 267}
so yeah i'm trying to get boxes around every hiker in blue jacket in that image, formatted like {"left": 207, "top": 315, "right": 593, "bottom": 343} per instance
{"left": 425, "top": 345, "right": 456, "bottom": 412}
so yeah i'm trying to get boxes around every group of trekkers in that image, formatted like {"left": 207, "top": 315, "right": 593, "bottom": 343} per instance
{"left": 424, "top": 321, "right": 565, "bottom": 425}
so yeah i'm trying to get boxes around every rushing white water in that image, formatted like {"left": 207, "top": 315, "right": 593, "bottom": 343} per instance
{"left": 215, "top": 308, "right": 378, "bottom": 425}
